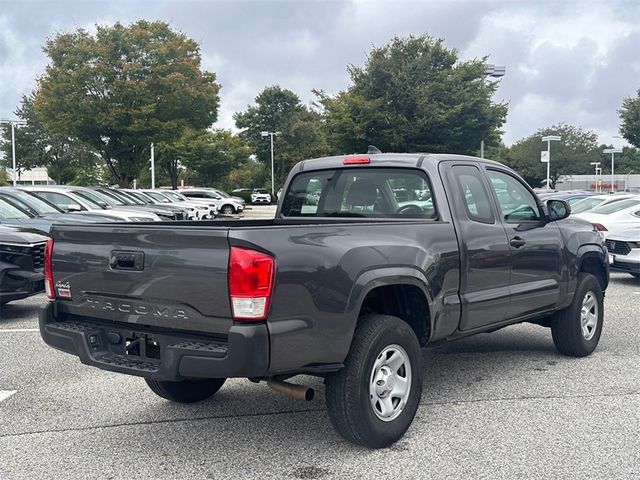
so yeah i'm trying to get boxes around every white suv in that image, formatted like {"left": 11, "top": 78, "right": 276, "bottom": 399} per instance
{"left": 179, "top": 189, "right": 245, "bottom": 215}
{"left": 251, "top": 189, "right": 272, "bottom": 205}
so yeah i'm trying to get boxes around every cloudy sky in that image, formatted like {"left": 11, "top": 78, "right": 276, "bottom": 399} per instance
{"left": 1, "top": 0, "right": 638, "bottom": 147}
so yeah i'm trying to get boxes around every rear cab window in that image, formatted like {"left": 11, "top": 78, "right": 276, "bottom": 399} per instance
{"left": 280, "top": 168, "right": 437, "bottom": 219}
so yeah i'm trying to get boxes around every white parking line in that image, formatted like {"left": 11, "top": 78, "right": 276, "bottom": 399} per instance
{"left": 0, "top": 391, "right": 17, "bottom": 402}
{"left": 0, "top": 328, "right": 39, "bottom": 333}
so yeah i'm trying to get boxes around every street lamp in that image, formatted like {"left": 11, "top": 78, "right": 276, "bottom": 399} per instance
{"left": 590, "top": 162, "right": 601, "bottom": 193}
{"left": 603, "top": 147, "right": 622, "bottom": 193}
{"left": 261, "top": 131, "right": 281, "bottom": 196}
{"left": 480, "top": 65, "right": 506, "bottom": 159}
{"left": 0, "top": 119, "right": 27, "bottom": 186}
{"left": 541, "top": 135, "right": 561, "bottom": 191}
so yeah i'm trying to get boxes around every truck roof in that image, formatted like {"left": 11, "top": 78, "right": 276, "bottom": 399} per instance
{"left": 296, "top": 153, "right": 503, "bottom": 173}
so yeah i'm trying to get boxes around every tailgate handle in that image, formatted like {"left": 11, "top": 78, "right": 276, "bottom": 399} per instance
{"left": 110, "top": 251, "right": 144, "bottom": 271}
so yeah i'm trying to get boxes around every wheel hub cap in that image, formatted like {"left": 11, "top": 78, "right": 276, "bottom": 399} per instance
{"left": 369, "top": 344, "right": 412, "bottom": 422}
{"left": 580, "top": 291, "right": 598, "bottom": 341}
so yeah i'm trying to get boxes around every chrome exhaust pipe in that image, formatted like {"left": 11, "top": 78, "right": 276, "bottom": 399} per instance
{"left": 267, "top": 379, "right": 314, "bottom": 401}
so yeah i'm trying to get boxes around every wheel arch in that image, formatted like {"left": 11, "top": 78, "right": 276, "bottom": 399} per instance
{"left": 346, "top": 267, "right": 434, "bottom": 348}
{"left": 577, "top": 245, "right": 609, "bottom": 291}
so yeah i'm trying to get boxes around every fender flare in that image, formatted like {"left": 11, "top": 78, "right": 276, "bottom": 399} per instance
{"left": 344, "top": 266, "right": 435, "bottom": 343}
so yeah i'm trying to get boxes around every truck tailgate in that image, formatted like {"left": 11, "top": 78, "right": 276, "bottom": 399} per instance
{"left": 50, "top": 225, "right": 233, "bottom": 335}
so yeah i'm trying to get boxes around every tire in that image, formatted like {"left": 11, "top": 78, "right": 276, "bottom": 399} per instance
{"left": 220, "top": 205, "right": 235, "bottom": 215}
{"left": 145, "top": 378, "right": 226, "bottom": 403}
{"left": 325, "top": 314, "right": 422, "bottom": 448}
{"left": 551, "top": 273, "right": 604, "bottom": 357}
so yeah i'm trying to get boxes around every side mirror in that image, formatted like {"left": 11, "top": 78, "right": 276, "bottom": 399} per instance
{"left": 67, "top": 203, "right": 83, "bottom": 212}
{"left": 546, "top": 199, "right": 571, "bottom": 221}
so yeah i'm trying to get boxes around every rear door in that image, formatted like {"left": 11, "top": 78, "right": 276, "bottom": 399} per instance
{"left": 483, "top": 167, "right": 564, "bottom": 319}
{"left": 441, "top": 162, "right": 512, "bottom": 330}
{"left": 50, "top": 224, "right": 233, "bottom": 335}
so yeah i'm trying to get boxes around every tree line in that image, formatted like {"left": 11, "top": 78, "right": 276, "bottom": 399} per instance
{"left": 1, "top": 20, "right": 639, "bottom": 190}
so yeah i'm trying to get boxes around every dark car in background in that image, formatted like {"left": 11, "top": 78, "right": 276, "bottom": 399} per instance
{"left": 0, "top": 225, "right": 48, "bottom": 304}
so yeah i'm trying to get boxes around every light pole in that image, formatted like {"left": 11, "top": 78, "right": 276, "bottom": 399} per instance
{"left": 150, "top": 143, "right": 155, "bottom": 189}
{"left": 480, "top": 65, "right": 506, "bottom": 158}
{"left": 261, "top": 131, "right": 281, "bottom": 196}
{"left": 590, "top": 162, "right": 601, "bottom": 192}
{"left": 541, "top": 135, "right": 561, "bottom": 191}
{"left": 0, "top": 119, "right": 27, "bottom": 186}
{"left": 603, "top": 148, "right": 622, "bottom": 193}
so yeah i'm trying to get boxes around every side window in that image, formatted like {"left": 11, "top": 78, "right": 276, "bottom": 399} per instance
{"left": 452, "top": 165, "right": 494, "bottom": 223}
{"left": 486, "top": 170, "right": 541, "bottom": 222}
{"left": 183, "top": 191, "right": 203, "bottom": 198}
{"left": 37, "top": 192, "right": 86, "bottom": 211}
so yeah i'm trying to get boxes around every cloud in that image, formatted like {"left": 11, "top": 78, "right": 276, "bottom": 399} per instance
{"left": 0, "top": 0, "right": 638, "bottom": 149}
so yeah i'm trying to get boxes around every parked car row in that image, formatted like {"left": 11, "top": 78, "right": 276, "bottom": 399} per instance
{"left": 542, "top": 191, "right": 640, "bottom": 279}
{"left": 0, "top": 185, "right": 245, "bottom": 305}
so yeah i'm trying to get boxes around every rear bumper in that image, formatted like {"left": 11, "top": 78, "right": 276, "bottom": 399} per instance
{"left": 39, "top": 302, "right": 269, "bottom": 381}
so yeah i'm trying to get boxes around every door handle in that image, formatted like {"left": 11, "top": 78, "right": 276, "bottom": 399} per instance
{"left": 510, "top": 236, "right": 526, "bottom": 248}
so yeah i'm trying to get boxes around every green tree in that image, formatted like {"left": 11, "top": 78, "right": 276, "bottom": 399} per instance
{"left": 176, "top": 129, "right": 252, "bottom": 189}
{"left": 234, "top": 86, "right": 328, "bottom": 188}
{"left": 619, "top": 89, "right": 640, "bottom": 148}
{"left": 504, "top": 124, "right": 601, "bottom": 188}
{"left": 1, "top": 94, "right": 97, "bottom": 184}
{"left": 317, "top": 35, "right": 507, "bottom": 155}
{"left": 34, "top": 20, "right": 220, "bottom": 187}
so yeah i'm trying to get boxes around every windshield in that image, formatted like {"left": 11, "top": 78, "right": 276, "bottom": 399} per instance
{"left": 126, "top": 190, "right": 153, "bottom": 204}
{"left": 590, "top": 198, "right": 640, "bottom": 215}
{"left": 0, "top": 194, "right": 40, "bottom": 217}
{"left": 146, "top": 191, "right": 172, "bottom": 203}
{"left": 111, "top": 190, "right": 145, "bottom": 205}
{"left": 70, "top": 190, "right": 109, "bottom": 209}
{"left": 16, "top": 190, "right": 63, "bottom": 214}
{"left": 214, "top": 189, "right": 230, "bottom": 198}
{"left": 162, "top": 191, "right": 185, "bottom": 202}
{"left": 571, "top": 197, "right": 606, "bottom": 214}
{"left": 94, "top": 189, "right": 127, "bottom": 206}
{"left": 0, "top": 197, "right": 32, "bottom": 219}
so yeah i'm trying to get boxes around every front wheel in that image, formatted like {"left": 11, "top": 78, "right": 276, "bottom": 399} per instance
{"left": 551, "top": 273, "right": 604, "bottom": 357}
{"left": 220, "top": 205, "right": 235, "bottom": 215}
{"left": 145, "top": 378, "right": 226, "bottom": 403}
{"left": 325, "top": 314, "right": 422, "bottom": 448}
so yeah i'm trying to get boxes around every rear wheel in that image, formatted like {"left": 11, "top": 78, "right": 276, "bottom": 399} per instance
{"left": 551, "top": 273, "right": 604, "bottom": 357}
{"left": 145, "top": 378, "right": 226, "bottom": 403}
{"left": 325, "top": 314, "right": 422, "bottom": 448}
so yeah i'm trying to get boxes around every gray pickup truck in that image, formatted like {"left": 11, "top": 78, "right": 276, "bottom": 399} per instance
{"left": 40, "top": 153, "right": 609, "bottom": 448}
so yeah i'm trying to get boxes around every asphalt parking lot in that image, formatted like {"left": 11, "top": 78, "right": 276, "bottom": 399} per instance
{"left": 1, "top": 236, "right": 639, "bottom": 479}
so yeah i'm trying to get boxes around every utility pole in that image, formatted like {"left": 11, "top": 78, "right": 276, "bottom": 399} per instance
{"left": 261, "top": 131, "right": 281, "bottom": 196}
{"left": 0, "top": 119, "right": 26, "bottom": 185}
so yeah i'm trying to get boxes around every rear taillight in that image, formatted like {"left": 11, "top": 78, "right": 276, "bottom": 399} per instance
{"left": 592, "top": 223, "right": 608, "bottom": 232}
{"left": 44, "top": 238, "right": 55, "bottom": 300}
{"left": 228, "top": 247, "right": 274, "bottom": 321}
